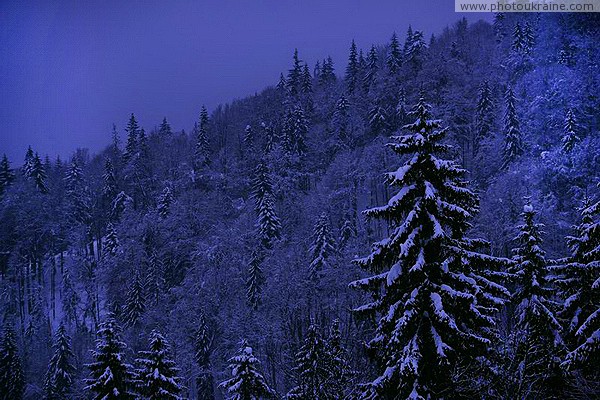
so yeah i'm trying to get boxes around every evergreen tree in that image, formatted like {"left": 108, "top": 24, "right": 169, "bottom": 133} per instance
{"left": 345, "top": 40, "right": 359, "bottom": 94}
{"left": 157, "top": 186, "right": 173, "bottom": 218}
{"left": 509, "top": 200, "right": 564, "bottom": 398}
{"left": 338, "top": 217, "right": 356, "bottom": 249}
{"left": 23, "top": 146, "right": 35, "bottom": 178}
{"left": 122, "top": 271, "right": 146, "bottom": 327}
{"left": 194, "top": 312, "right": 214, "bottom": 400}
{"left": 333, "top": 95, "right": 351, "bottom": 147}
{"left": 262, "top": 123, "right": 277, "bottom": 154}
{"left": 562, "top": 108, "right": 580, "bottom": 153}
{"left": 301, "top": 64, "right": 312, "bottom": 95}
{"left": 62, "top": 268, "right": 80, "bottom": 326}
{"left": 318, "top": 56, "right": 336, "bottom": 86}
{"left": 287, "top": 48, "right": 303, "bottom": 96}
{"left": 244, "top": 125, "right": 254, "bottom": 148}
{"left": 102, "top": 158, "right": 118, "bottom": 204}
{"left": 404, "top": 27, "right": 425, "bottom": 69}
{"left": 512, "top": 22, "right": 527, "bottom": 54}
{"left": 31, "top": 152, "right": 49, "bottom": 193}
{"left": 44, "top": 324, "right": 76, "bottom": 400}
{"left": 159, "top": 117, "right": 172, "bottom": 136}
{"left": 523, "top": 22, "right": 535, "bottom": 54}
{"left": 351, "top": 95, "right": 509, "bottom": 399}
{"left": 123, "top": 113, "right": 140, "bottom": 162}
{"left": 277, "top": 73, "right": 287, "bottom": 92}
{"left": 219, "top": 340, "right": 275, "bottom": 400}
{"left": 502, "top": 86, "right": 523, "bottom": 169}
{"left": 395, "top": 88, "right": 408, "bottom": 129}
{"left": 144, "top": 250, "right": 164, "bottom": 305}
{"left": 283, "top": 105, "right": 308, "bottom": 156}
{"left": 135, "top": 330, "right": 183, "bottom": 400}
{"left": 363, "top": 45, "right": 378, "bottom": 91}
{"left": 195, "top": 106, "right": 211, "bottom": 167}
{"left": 554, "top": 195, "right": 600, "bottom": 378}
{"left": 0, "top": 325, "right": 25, "bottom": 400}
{"left": 308, "top": 213, "right": 336, "bottom": 279}
{"left": 386, "top": 32, "right": 402, "bottom": 74}
{"left": 111, "top": 191, "right": 132, "bottom": 221}
{"left": 65, "top": 159, "right": 91, "bottom": 224}
{"left": 250, "top": 161, "right": 282, "bottom": 247}
{"left": 327, "top": 319, "right": 351, "bottom": 397}
{"left": 104, "top": 223, "right": 119, "bottom": 256}
{"left": 368, "top": 102, "right": 388, "bottom": 136}
{"left": 246, "top": 249, "right": 265, "bottom": 310}
{"left": 85, "top": 317, "right": 135, "bottom": 399}
{"left": 0, "top": 154, "right": 15, "bottom": 196}
{"left": 111, "top": 123, "right": 120, "bottom": 153}
{"left": 475, "top": 80, "right": 494, "bottom": 153}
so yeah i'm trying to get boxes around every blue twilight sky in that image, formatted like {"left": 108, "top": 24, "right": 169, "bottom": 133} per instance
{"left": 0, "top": 0, "right": 490, "bottom": 164}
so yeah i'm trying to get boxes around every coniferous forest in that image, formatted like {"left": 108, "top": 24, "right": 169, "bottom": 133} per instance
{"left": 1, "top": 11, "right": 600, "bottom": 400}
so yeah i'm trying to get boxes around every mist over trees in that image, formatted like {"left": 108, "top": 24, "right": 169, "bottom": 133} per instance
{"left": 0, "top": 12, "right": 599, "bottom": 399}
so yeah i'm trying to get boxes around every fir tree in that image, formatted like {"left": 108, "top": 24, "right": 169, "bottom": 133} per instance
{"left": 123, "top": 113, "right": 140, "bottom": 162}
{"left": 220, "top": 340, "right": 275, "bottom": 400}
{"left": 562, "top": 108, "right": 580, "bottom": 153}
{"left": 244, "top": 125, "right": 254, "bottom": 148}
{"left": 31, "top": 152, "right": 49, "bottom": 193}
{"left": 283, "top": 105, "right": 308, "bottom": 156}
{"left": 509, "top": 200, "right": 564, "bottom": 398}
{"left": 319, "top": 56, "right": 336, "bottom": 86}
{"left": 368, "top": 102, "right": 388, "bottom": 136}
{"left": 0, "top": 154, "right": 15, "bottom": 196}
{"left": 512, "top": 22, "right": 526, "bottom": 53}
{"left": 475, "top": 80, "right": 494, "bottom": 153}
{"left": 85, "top": 317, "right": 135, "bottom": 399}
{"left": 363, "top": 45, "right": 378, "bottom": 91}
{"left": 0, "top": 325, "right": 25, "bottom": 400}
{"left": 157, "top": 186, "right": 174, "bottom": 218}
{"left": 135, "top": 330, "right": 183, "bottom": 400}
{"left": 554, "top": 195, "right": 600, "bottom": 378}
{"left": 144, "top": 250, "right": 164, "bottom": 305}
{"left": 111, "top": 123, "right": 120, "bottom": 153}
{"left": 502, "top": 86, "right": 523, "bottom": 169}
{"left": 287, "top": 48, "right": 303, "bottom": 96}
{"left": 250, "top": 161, "right": 282, "bottom": 247}
{"left": 194, "top": 312, "right": 214, "bottom": 400}
{"left": 404, "top": 27, "right": 426, "bottom": 69}
{"left": 277, "top": 73, "right": 287, "bottom": 92}
{"left": 333, "top": 95, "right": 351, "bottom": 147}
{"left": 23, "top": 146, "right": 35, "bottom": 178}
{"left": 195, "top": 106, "right": 211, "bottom": 167}
{"left": 301, "top": 64, "right": 312, "bottom": 95}
{"left": 386, "top": 32, "right": 402, "bottom": 74}
{"left": 523, "top": 22, "right": 535, "bottom": 54}
{"left": 102, "top": 158, "right": 118, "bottom": 203}
{"left": 65, "top": 159, "right": 91, "bottom": 224}
{"left": 104, "top": 223, "right": 119, "bottom": 256}
{"left": 111, "top": 191, "right": 132, "bottom": 221}
{"left": 262, "top": 123, "right": 277, "bottom": 154}
{"left": 159, "top": 117, "right": 172, "bottom": 136}
{"left": 44, "top": 324, "right": 76, "bottom": 400}
{"left": 327, "top": 319, "right": 351, "bottom": 397}
{"left": 345, "top": 40, "right": 359, "bottom": 94}
{"left": 246, "top": 249, "right": 265, "bottom": 310}
{"left": 308, "top": 213, "right": 336, "bottom": 279}
{"left": 351, "top": 95, "right": 510, "bottom": 399}
{"left": 338, "top": 217, "right": 356, "bottom": 249}
{"left": 122, "top": 271, "right": 146, "bottom": 327}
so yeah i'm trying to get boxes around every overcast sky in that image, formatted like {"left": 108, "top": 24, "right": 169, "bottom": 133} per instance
{"left": 0, "top": 0, "right": 490, "bottom": 164}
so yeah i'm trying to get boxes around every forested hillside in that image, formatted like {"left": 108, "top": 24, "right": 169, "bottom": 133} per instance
{"left": 0, "top": 12, "right": 599, "bottom": 399}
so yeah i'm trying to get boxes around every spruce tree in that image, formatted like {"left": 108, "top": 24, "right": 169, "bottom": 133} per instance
{"left": 339, "top": 217, "right": 356, "bottom": 250}
{"left": 159, "top": 117, "right": 172, "bottom": 136}
{"left": 123, "top": 113, "right": 140, "bottom": 162}
{"left": 523, "top": 22, "right": 535, "bottom": 54}
{"left": 562, "top": 108, "right": 580, "bottom": 153}
{"left": 244, "top": 125, "right": 254, "bottom": 148}
{"left": 327, "top": 319, "right": 351, "bottom": 397}
{"left": 195, "top": 106, "right": 211, "bottom": 167}
{"left": 85, "top": 317, "right": 135, "bottom": 399}
{"left": 220, "top": 340, "right": 275, "bottom": 400}
{"left": 246, "top": 249, "right": 265, "bottom": 310}
{"left": 250, "top": 161, "right": 282, "bottom": 247}
{"left": 475, "top": 80, "right": 494, "bottom": 153}
{"left": 30, "top": 152, "right": 49, "bottom": 193}
{"left": 287, "top": 48, "right": 303, "bottom": 96}
{"left": 111, "top": 123, "right": 120, "bottom": 153}
{"left": 283, "top": 105, "right": 308, "bottom": 156}
{"left": 277, "top": 73, "right": 287, "bottom": 92}
{"left": 509, "top": 200, "right": 564, "bottom": 397}
{"left": 102, "top": 158, "right": 118, "bottom": 204}
{"left": 386, "top": 32, "right": 402, "bottom": 74}
{"left": 301, "top": 64, "right": 312, "bottom": 95}
{"left": 502, "top": 86, "right": 523, "bottom": 169}
{"left": 318, "top": 56, "right": 336, "bottom": 86}
{"left": 104, "top": 223, "right": 119, "bottom": 256}
{"left": 512, "top": 22, "right": 526, "bottom": 54}
{"left": 363, "top": 45, "right": 378, "bottom": 91}
{"left": 0, "top": 325, "right": 25, "bottom": 400}
{"left": 157, "top": 186, "right": 173, "bottom": 218}
{"left": 554, "top": 195, "right": 600, "bottom": 378}
{"left": 308, "top": 213, "right": 336, "bottom": 279}
{"left": 0, "top": 154, "right": 15, "bottom": 196}
{"left": 194, "top": 312, "right": 214, "bottom": 400}
{"left": 65, "top": 159, "right": 91, "bottom": 224}
{"left": 351, "top": 95, "right": 509, "bottom": 399}
{"left": 368, "top": 102, "right": 388, "bottom": 136}
{"left": 345, "top": 40, "right": 359, "bottom": 94}
{"left": 23, "top": 146, "right": 35, "bottom": 178}
{"left": 333, "top": 95, "right": 351, "bottom": 147}
{"left": 44, "top": 324, "right": 76, "bottom": 400}
{"left": 135, "top": 330, "right": 183, "bottom": 400}
{"left": 123, "top": 271, "right": 146, "bottom": 327}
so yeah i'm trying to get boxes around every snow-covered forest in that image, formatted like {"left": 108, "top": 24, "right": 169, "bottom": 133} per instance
{"left": 0, "top": 12, "right": 599, "bottom": 400}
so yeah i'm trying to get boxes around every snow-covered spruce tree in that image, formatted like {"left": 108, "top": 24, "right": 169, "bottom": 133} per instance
{"left": 333, "top": 95, "right": 351, "bottom": 147}
{"left": 23, "top": 146, "right": 35, "bottom": 178}
{"left": 475, "top": 80, "right": 494, "bottom": 153}
{"left": 122, "top": 270, "right": 146, "bottom": 327}
{"left": 318, "top": 56, "right": 336, "bottom": 87}
{"left": 111, "top": 191, "right": 132, "bottom": 221}
{"left": 102, "top": 158, "right": 118, "bottom": 204}
{"left": 159, "top": 117, "right": 172, "bottom": 136}
{"left": 220, "top": 340, "right": 275, "bottom": 400}
{"left": 287, "top": 324, "right": 337, "bottom": 399}
{"left": 554, "top": 195, "right": 600, "bottom": 379}
{"left": 562, "top": 108, "right": 580, "bottom": 153}
{"left": 145, "top": 250, "right": 164, "bottom": 305}
{"left": 61, "top": 268, "right": 80, "bottom": 326}
{"left": 345, "top": 40, "right": 359, "bottom": 94}
{"left": 123, "top": 113, "right": 140, "bottom": 162}
{"left": 363, "top": 45, "right": 378, "bottom": 91}
{"left": 386, "top": 32, "right": 402, "bottom": 74}
{"left": 308, "top": 213, "right": 336, "bottom": 280}
{"left": 339, "top": 216, "right": 356, "bottom": 250}
{"left": 287, "top": 48, "right": 303, "bottom": 96}
{"left": 368, "top": 102, "right": 388, "bottom": 136}
{"left": 104, "top": 222, "right": 119, "bottom": 256}
{"left": 157, "top": 186, "right": 173, "bottom": 218}
{"left": 135, "top": 330, "right": 183, "bottom": 400}
{"left": 250, "top": 161, "right": 281, "bottom": 247}
{"left": 246, "top": 249, "right": 265, "bottom": 310}
{"left": 44, "top": 324, "right": 76, "bottom": 400}
{"left": 301, "top": 64, "right": 312, "bottom": 95}
{"left": 0, "top": 324, "right": 25, "bottom": 400}
{"left": 262, "top": 122, "right": 277, "bottom": 154}
{"left": 283, "top": 105, "right": 308, "bottom": 156}
{"left": 244, "top": 125, "right": 254, "bottom": 148}
{"left": 85, "top": 317, "right": 135, "bottom": 400}
{"left": 327, "top": 319, "right": 352, "bottom": 397}
{"left": 509, "top": 201, "right": 564, "bottom": 398}
{"left": 512, "top": 22, "right": 526, "bottom": 54}
{"left": 523, "top": 22, "right": 535, "bottom": 54}
{"left": 111, "top": 123, "right": 120, "bottom": 154}
{"left": 502, "top": 86, "right": 523, "bottom": 169}
{"left": 194, "top": 312, "right": 214, "bottom": 400}
{"left": 65, "top": 159, "right": 91, "bottom": 224}
{"left": 31, "top": 152, "right": 49, "bottom": 193}
{"left": 195, "top": 106, "right": 211, "bottom": 168}
{"left": 277, "top": 73, "right": 287, "bottom": 92}
{"left": 403, "top": 27, "right": 425, "bottom": 69}
{"left": 351, "top": 95, "right": 510, "bottom": 399}
{"left": 0, "top": 154, "right": 15, "bottom": 196}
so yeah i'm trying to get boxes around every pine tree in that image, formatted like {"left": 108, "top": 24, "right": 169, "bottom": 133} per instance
{"left": 475, "top": 80, "right": 494, "bottom": 153}
{"left": 123, "top": 113, "right": 140, "bottom": 162}
{"left": 250, "top": 161, "right": 282, "bottom": 247}
{"left": 509, "top": 200, "right": 564, "bottom": 397}
{"left": 85, "top": 317, "right": 135, "bottom": 399}
{"left": 159, "top": 117, "right": 172, "bottom": 136}
{"left": 283, "top": 105, "right": 308, "bottom": 156}
{"left": 157, "top": 186, "right": 173, "bottom": 218}
{"left": 287, "top": 48, "right": 303, "bottom": 96}
{"left": 246, "top": 249, "right": 265, "bottom": 310}
{"left": 562, "top": 108, "right": 580, "bottom": 153}
{"left": 309, "top": 213, "right": 336, "bottom": 279}
{"left": 363, "top": 45, "right": 378, "bottom": 91}
{"left": 287, "top": 324, "right": 336, "bottom": 399}
{"left": 122, "top": 271, "right": 146, "bottom": 327}
{"left": 554, "top": 195, "right": 600, "bottom": 377}
{"left": 102, "top": 158, "right": 118, "bottom": 203}
{"left": 351, "top": 95, "right": 510, "bottom": 399}
{"left": 104, "top": 223, "right": 119, "bottom": 256}
{"left": 0, "top": 155, "right": 15, "bottom": 196}
{"left": 44, "top": 324, "right": 76, "bottom": 400}
{"left": 135, "top": 330, "right": 183, "bottom": 400}
{"left": 194, "top": 312, "right": 214, "bottom": 400}
{"left": 386, "top": 32, "right": 402, "bottom": 74}
{"left": 195, "top": 106, "right": 211, "bottom": 167}
{"left": 220, "top": 340, "right": 275, "bottom": 400}
{"left": 502, "top": 86, "right": 523, "bottom": 169}
{"left": 0, "top": 325, "right": 25, "bottom": 400}
{"left": 345, "top": 40, "right": 359, "bottom": 94}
